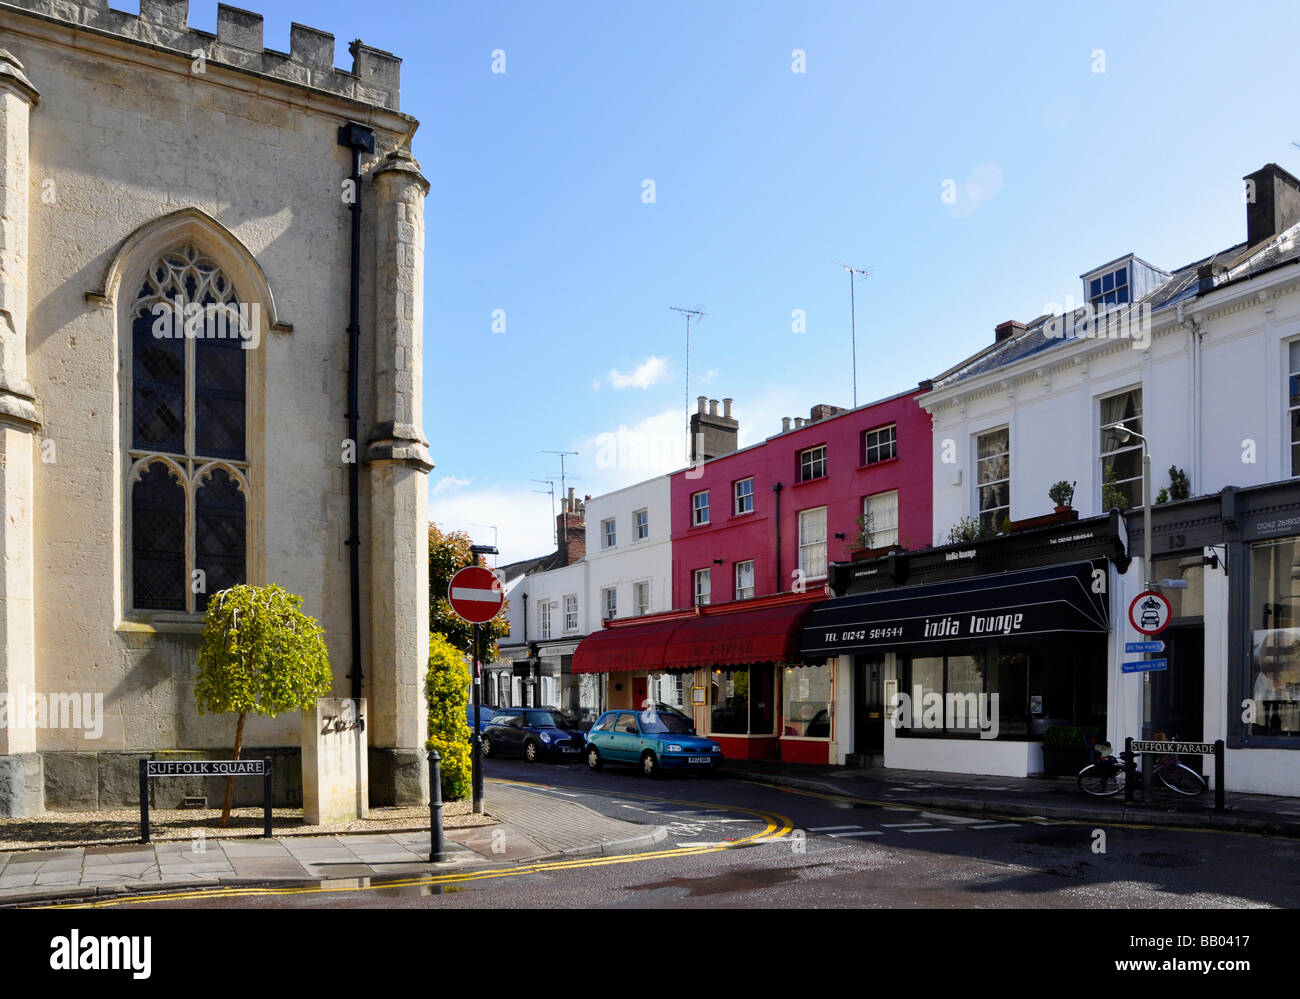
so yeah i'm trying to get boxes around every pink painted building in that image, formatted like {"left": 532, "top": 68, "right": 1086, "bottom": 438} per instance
{"left": 670, "top": 389, "right": 933, "bottom": 609}
{"left": 660, "top": 388, "right": 933, "bottom": 763}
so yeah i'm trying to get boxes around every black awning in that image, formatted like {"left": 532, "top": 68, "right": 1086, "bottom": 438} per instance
{"left": 802, "top": 560, "right": 1109, "bottom": 657}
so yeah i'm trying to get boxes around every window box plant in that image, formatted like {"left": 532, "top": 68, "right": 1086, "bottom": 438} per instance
{"left": 1048, "top": 480, "right": 1076, "bottom": 514}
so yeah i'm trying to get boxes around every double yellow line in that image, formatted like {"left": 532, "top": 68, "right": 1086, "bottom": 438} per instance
{"left": 39, "top": 781, "right": 794, "bottom": 909}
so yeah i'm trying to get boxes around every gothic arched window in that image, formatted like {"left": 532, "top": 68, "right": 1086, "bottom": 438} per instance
{"left": 129, "top": 246, "right": 249, "bottom": 613}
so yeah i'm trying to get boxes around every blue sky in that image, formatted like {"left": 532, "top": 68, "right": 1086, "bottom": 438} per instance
{"left": 192, "top": 1, "right": 1300, "bottom": 563}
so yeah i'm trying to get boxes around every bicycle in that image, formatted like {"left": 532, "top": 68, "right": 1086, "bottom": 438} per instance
{"left": 1076, "top": 735, "right": 1208, "bottom": 798}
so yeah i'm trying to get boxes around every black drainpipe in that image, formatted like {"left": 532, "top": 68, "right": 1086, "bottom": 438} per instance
{"left": 772, "top": 481, "right": 783, "bottom": 593}
{"left": 338, "top": 121, "right": 374, "bottom": 702}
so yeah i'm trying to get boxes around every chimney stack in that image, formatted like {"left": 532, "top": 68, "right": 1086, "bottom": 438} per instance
{"left": 809, "top": 403, "right": 847, "bottom": 423}
{"left": 1244, "top": 163, "right": 1300, "bottom": 246}
{"left": 995, "top": 320, "right": 1026, "bottom": 343}
{"left": 690, "top": 393, "right": 741, "bottom": 463}
{"left": 555, "top": 491, "right": 585, "bottom": 566}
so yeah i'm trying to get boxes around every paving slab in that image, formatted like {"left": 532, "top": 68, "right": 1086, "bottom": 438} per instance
{"left": 227, "top": 858, "right": 309, "bottom": 878}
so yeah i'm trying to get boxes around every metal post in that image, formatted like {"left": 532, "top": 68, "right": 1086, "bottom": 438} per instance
{"left": 428, "top": 749, "right": 445, "bottom": 862}
{"left": 1141, "top": 447, "right": 1154, "bottom": 739}
{"left": 1142, "top": 746, "right": 1154, "bottom": 804}
{"left": 263, "top": 757, "right": 273, "bottom": 838}
{"left": 139, "top": 758, "right": 150, "bottom": 844}
{"left": 1124, "top": 737, "right": 1134, "bottom": 805}
{"left": 471, "top": 621, "right": 484, "bottom": 815}
{"left": 1214, "top": 739, "right": 1225, "bottom": 813}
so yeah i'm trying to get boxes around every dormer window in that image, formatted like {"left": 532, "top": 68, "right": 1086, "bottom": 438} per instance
{"left": 1087, "top": 265, "right": 1129, "bottom": 310}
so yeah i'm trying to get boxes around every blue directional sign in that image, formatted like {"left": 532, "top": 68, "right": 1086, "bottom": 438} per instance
{"left": 1125, "top": 641, "right": 1165, "bottom": 654}
{"left": 1122, "top": 658, "right": 1168, "bottom": 674}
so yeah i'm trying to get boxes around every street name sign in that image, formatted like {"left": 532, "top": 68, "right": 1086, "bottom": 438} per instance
{"left": 1131, "top": 740, "right": 1215, "bottom": 755}
{"left": 1121, "top": 658, "right": 1168, "bottom": 674}
{"left": 1125, "top": 640, "right": 1165, "bottom": 654}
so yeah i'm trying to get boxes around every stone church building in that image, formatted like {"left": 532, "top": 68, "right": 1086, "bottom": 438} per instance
{"left": 0, "top": 0, "right": 433, "bottom": 814}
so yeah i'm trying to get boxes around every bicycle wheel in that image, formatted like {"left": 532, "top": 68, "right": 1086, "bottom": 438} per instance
{"left": 1077, "top": 763, "right": 1126, "bottom": 797}
{"left": 1158, "top": 762, "right": 1207, "bottom": 797}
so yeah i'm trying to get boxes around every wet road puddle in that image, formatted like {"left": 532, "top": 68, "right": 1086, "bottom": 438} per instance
{"left": 625, "top": 864, "right": 824, "bottom": 898}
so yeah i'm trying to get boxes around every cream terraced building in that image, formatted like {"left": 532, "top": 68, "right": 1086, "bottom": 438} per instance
{"left": 0, "top": 0, "right": 433, "bottom": 814}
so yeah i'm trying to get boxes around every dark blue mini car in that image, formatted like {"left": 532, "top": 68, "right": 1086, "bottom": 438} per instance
{"left": 584, "top": 709, "right": 723, "bottom": 777}
{"left": 466, "top": 703, "right": 497, "bottom": 734}
{"left": 481, "top": 707, "right": 586, "bottom": 762}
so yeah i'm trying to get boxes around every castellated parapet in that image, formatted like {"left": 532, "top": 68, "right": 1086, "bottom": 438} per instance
{"left": 0, "top": 0, "right": 402, "bottom": 110}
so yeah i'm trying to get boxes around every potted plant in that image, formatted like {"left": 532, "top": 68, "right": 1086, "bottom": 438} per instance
{"left": 1101, "top": 465, "right": 1128, "bottom": 512}
{"left": 1040, "top": 724, "right": 1102, "bottom": 777}
{"left": 850, "top": 511, "right": 897, "bottom": 560}
{"left": 1048, "top": 480, "right": 1076, "bottom": 513}
{"left": 1168, "top": 466, "right": 1190, "bottom": 501}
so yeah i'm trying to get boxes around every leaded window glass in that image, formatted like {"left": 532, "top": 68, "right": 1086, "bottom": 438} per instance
{"left": 129, "top": 246, "right": 250, "bottom": 613}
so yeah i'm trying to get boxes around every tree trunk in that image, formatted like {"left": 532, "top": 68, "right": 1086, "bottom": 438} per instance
{"left": 218, "top": 711, "right": 247, "bottom": 829}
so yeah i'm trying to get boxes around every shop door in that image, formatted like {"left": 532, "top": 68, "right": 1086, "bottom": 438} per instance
{"left": 855, "top": 655, "right": 885, "bottom": 754}
{"left": 1150, "top": 623, "right": 1204, "bottom": 742}
{"left": 632, "top": 675, "right": 649, "bottom": 711}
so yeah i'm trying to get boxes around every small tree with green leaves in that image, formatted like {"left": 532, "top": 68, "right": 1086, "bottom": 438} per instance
{"left": 195, "top": 584, "right": 333, "bottom": 828}
{"left": 1101, "top": 465, "right": 1129, "bottom": 511}
{"left": 1168, "top": 466, "right": 1190, "bottom": 501}
{"left": 426, "top": 632, "right": 472, "bottom": 801}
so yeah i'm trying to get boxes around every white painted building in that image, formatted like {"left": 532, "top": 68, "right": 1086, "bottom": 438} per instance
{"left": 912, "top": 162, "right": 1300, "bottom": 795}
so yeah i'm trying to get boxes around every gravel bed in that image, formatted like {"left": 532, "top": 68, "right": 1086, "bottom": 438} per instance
{"left": 0, "top": 801, "right": 494, "bottom": 852}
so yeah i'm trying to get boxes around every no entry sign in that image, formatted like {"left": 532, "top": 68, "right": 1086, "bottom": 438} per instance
{"left": 1128, "top": 590, "right": 1172, "bottom": 636}
{"left": 448, "top": 565, "right": 504, "bottom": 624}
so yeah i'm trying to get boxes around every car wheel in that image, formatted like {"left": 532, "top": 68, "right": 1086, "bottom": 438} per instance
{"left": 640, "top": 750, "right": 660, "bottom": 778}
{"left": 524, "top": 739, "right": 540, "bottom": 763}
{"left": 586, "top": 746, "right": 602, "bottom": 771}
{"left": 481, "top": 736, "right": 492, "bottom": 758}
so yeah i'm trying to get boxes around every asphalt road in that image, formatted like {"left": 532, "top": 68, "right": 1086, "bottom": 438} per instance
{"left": 70, "top": 756, "right": 1300, "bottom": 910}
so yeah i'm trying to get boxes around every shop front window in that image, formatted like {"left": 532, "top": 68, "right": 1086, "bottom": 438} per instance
{"left": 1248, "top": 537, "right": 1300, "bottom": 740}
{"left": 782, "top": 664, "right": 833, "bottom": 738}
{"left": 709, "top": 665, "right": 774, "bottom": 735}
{"left": 647, "top": 672, "right": 685, "bottom": 711}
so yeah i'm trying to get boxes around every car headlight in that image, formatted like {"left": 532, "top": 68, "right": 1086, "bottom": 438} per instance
{"left": 539, "top": 732, "right": 552, "bottom": 744}
{"left": 666, "top": 744, "right": 682, "bottom": 753}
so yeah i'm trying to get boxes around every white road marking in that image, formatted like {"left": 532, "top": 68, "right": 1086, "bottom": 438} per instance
{"left": 971, "top": 822, "right": 1020, "bottom": 830}
{"left": 829, "top": 830, "right": 882, "bottom": 838}
{"left": 920, "top": 812, "right": 983, "bottom": 825}
{"left": 881, "top": 822, "right": 931, "bottom": 828}
{"left": 901, "top": 827, "right": 953, "bottom": 834}
{"left": 808, "top": 825, "right": 861, "bottom": 832}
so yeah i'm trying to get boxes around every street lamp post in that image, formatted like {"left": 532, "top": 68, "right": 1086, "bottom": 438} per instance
{"left": 468, "top": 543, "right": 499, "bottom": 815}
{"left": 1111, "top": 422, "right": 1154, "bottom": 739}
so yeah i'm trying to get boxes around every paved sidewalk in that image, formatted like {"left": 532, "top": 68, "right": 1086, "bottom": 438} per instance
{"left": 0, "top": 782, "right": 665, "bottom": 906}
{"left": 723, "top": 760, "right": 1300, "bottom": 837}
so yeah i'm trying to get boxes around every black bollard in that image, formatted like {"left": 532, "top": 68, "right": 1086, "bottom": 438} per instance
{"left": 428, "top": 749, "right": 445, "bottom": 863}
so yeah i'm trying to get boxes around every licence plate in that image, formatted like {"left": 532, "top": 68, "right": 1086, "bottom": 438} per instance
{"left": 560, "top": 746, "right": 579, "bottom": 753}
{"left": 688, "top": 756, "right": 711, "bottom": 764}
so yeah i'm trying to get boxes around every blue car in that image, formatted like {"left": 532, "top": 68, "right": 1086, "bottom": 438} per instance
{"left": 584, "top": 709, "right": 723, "bottom": 777}
{"left": 481, "top": 707, "right": 586, "bottom": 762}
{"left": 466, "top": 703, "right": 497, "bottom": 734}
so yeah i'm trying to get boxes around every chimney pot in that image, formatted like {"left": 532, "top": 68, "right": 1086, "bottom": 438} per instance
{"left": 794, "top": 417, "right": 805, "bottom": 429}
{"left": 722, "top": 398, "right": 733, "bottom": 418}
{"left": 697, "top": 395, "right": 708, "bottom": 414}
{"left": 709, "top": 399, "right": 719, "bottom": 416}
{"left": 782, "top": 417, "right": 791, "bottom": 432}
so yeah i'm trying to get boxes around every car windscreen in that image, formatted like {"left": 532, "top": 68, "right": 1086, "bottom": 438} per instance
{"left": 639, "top": 712, "right": 694, "bottom": 734}
{"left": 525, "top": 711, "right": 562, "bottom": 728}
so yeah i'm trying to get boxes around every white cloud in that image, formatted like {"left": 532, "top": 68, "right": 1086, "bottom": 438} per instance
{"left": 607, "top": 356, "right": 669, "bottom": 390}
{"left": 430, "top": 486, "right": 557, "bottom": 567}
{"left": 947, "top": 162, "right": 1004, "bottom": 219}
{"left": 432, "top": 475, "right": 472, "bottom": 494}
{"left": 700, "top": 368, "right": 719, "bottom": 384}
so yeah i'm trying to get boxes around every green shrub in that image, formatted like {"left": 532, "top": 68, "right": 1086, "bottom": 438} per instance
{"left": 1042, "top": 724, "right": 1102, "bottom": 750}
{"left": 426, "top": 632, "right": 471, "bottom": 801}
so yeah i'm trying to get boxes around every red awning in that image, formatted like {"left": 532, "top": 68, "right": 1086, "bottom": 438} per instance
{"left": 573, "top": 595, "right": 819, "bottom": 674}
{"left": 571, "top": 618, "right": 686, "bottom": 674}
{"left": 662, "top": 601, "right": 815, "bottom": 670}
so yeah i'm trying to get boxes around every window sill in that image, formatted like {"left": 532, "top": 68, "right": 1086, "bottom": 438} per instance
{"left": 690, "top": 520, "right": 711, "bottom": 529}
{"left": 729, "top": 509, "right": 755, "bottom": 520}
{"left": 857, "top": 456, "right": 899, "bottom": 471}
{"left": 117, "top": 613, "right": 205, "bottom": 635}
{"left": 705, "top": 732, "right": 777, "bottom": 739}
{"left": 791, "top": 476, "right": 827, "bottom": 489}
